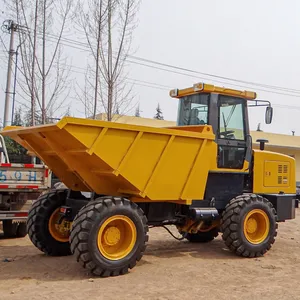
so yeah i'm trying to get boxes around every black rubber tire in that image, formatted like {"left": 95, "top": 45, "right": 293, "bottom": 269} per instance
{"left": 16, "top": 222, "right": 27, "bottom": 238}
{"left": 185, "top": 227, "right": 219, "bottom": 243}
{"left": 27, "top": 189, "right": 72, "bottom": 256}
{"left": 220, "top": 194, "right": 277, "bottom": 257}
{"left": 3, "top": 220, "right": 17, "bottom": 238}
{"left": 70, "top": 197, "right": 149, "bottom": 277}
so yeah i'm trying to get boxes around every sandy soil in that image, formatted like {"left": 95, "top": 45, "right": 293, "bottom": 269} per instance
{"left": 1, "top": 210, "right": 300, "bottom": 300}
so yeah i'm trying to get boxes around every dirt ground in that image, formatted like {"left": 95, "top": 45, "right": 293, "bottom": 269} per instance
{"left": 1, "top": 211, "right": 300, "bottom": 300}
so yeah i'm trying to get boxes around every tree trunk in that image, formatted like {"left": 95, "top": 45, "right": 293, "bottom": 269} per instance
{"left": 42, "top": 0, "right": 46, "bottom": 124}
{"left": 107, "top": 0, "right": 113, "bottom": 121}
{"left": 31, "top": 0, "right": 39, "bottom": 127}
{"left": 93, "top": 0, "right": 102, "bottom": 120}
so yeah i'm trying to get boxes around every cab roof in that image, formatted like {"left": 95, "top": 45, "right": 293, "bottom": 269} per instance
{"left": 169, "top": 82, "right": 257, "bottom": 100}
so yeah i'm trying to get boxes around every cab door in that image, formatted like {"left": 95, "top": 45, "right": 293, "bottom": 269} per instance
{"left": 217, "top": 96, "right": 250, "bottom": 171}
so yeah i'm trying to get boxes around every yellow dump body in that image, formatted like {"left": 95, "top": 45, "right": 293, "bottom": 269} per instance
{"left": 2, "top": 117, "right": 216, "bottom": 204}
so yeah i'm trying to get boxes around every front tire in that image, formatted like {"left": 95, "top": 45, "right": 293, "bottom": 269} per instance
{"left": 27, "top": 190, "right": 72, "bottom": 256}
{"left": 70, "top": 197, "right": 148, "bottom": 277}
{"left": 220, "top": 194, "right": 277, "bottom": 257}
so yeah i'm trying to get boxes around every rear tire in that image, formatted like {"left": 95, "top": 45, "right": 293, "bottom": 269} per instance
{"left": 3, "top": 220, "right": 17, "bottom": 238}
{"left": 70, "top": 197, "right": 148, "bottom": 277}
{"left": 16, "top": 222, "right": 27, "bottom": 238}
{"left": 27, "top": 189, "right": 72, "bottom": 256}
{"left": 185, "top": 227, "right": 219, "bottom": 243}
{"left": 220, "top": 194, "right": 277, "bottom": 257}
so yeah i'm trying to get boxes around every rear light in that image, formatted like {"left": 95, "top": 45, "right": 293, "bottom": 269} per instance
{"left": 0, "top": 211, "right": 28, "bottom": 218}
{"left": 60, "top": 207, "right": 67, "bottom": 214}
{"left": 169, "top": 89, "right": 178, "bottom": 97}
{"left": 14, "top": 212, "right": 28, "bottom": 217}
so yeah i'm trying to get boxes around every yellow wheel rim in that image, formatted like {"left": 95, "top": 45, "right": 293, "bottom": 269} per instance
{"left": 243, "top": 209, "right": 270, "bottom": 244}
{"left": 97, "top": 215, "right": 137, "bottom": 261}
{"left": 48, "top": 208, "right": 71, "bottom": 243}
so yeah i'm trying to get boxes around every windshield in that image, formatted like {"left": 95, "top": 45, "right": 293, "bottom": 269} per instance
{"left": 177, "top": 94, "right": 209, "bottom": 126}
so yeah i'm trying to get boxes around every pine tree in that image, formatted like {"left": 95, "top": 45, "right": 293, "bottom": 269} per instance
{"left": 154, "top": 103, "right": 164, "bottom": 120}
{"left": 4, "top": 106, "right": 27, "bottom": 155}
{"left": 256, "top": 123, "right": 263, "bottom": 132}
{"left": 135, "top": 105, "right": 141, "bottom": 117}
{"left": 12, "top": 107, "right": 23, "bottom": 126}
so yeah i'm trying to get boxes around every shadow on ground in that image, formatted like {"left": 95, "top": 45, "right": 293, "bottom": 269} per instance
{"left": 0, "top": 233, "right": 239, "bottom": 283}
{"left": 145, "top": 237, "right": 237, "bottom": 259}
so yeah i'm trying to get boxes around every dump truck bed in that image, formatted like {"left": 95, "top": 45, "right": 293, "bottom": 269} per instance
{"left": 2, "top": 117, "right": 215, "bottom": 204}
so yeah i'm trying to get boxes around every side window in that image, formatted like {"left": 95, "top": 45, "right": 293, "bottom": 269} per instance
{"left": 177, "top": 94, "right": 209, "bottom": 126}
{"left": 219, "top": 97, "right": 245, "bottom": 141}
{"left": 190, "top": 103, "right": 208, "bottom": 125}
{"left": 218, "top": 96, "right": 246, "bottom": 170}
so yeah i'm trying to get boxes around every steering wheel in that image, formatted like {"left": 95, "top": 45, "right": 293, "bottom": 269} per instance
{"left": 220, "top": 130, "right": 235, "bottom": 138}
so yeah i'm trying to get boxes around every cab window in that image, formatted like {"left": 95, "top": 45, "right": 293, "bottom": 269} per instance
{"left": 218, "top": 96, "right": 245, "bottom": 141}
{"left": 177, "top": 94, "right": 209, "bottom": 126}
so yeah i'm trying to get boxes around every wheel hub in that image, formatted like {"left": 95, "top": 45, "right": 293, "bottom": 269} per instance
{"left": 97, "top": 215, "right": 137, "bottom": 261}
{"left": 48, "top": 208, "right": 72, "bottom": 242}
{"left": 55, "top": 220, "right": 71, "bottom": 236}
{"left": 243, "top": 209, "right": 270, "bottom": 244}
{"left": 104, "top": 226, "right": 121, "bottom": 246}
{"left": 246, "top": 218, "right": 258, "bottom": 234}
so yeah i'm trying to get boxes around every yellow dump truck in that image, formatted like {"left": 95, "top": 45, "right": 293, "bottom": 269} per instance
{"left": 2, "top": 82, "right": 297, "bottom": 277}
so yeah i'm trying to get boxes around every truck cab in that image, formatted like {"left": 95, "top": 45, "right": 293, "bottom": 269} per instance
{"left": 170, "top": 82, "right": 296, "bottom": 220}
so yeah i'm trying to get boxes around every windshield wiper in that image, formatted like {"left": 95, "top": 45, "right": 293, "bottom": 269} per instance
{"left": 222, "top": 112, "right": 227, "bottom": 132}
{"left": 226, "top": 105, "right": 236, "bottom": 126}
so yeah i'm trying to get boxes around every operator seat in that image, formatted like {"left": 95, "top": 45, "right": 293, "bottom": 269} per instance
{"left": 189, "top": 108, "right": 200, "bottom": 125}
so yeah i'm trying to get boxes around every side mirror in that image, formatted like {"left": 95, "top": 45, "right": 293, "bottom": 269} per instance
{"left": 265, "top": 106, "right": 273, "bottom": 124}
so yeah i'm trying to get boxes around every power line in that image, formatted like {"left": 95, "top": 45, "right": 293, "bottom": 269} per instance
{"left": 19, "top": 25, "right": 300, "bottom": 96}
{"left": 6, "top": 53, "right": 300, "bottom": 111}
{"left": 4, "top": 24, "right": 300, "bottom": 112}
{"left": 45, "top": 62, "right": 300, "bottom": 110}
{"left": 22, "top": 30, "right": 300, "bottom": 100}
{"left": 40, "top": 35, "right": 300, "bottom": 99}
{"left": 28, "top": 28, "right": 300, "bottom": 95}
{"left": 126, "top": 60, "right": 300, "bottom": 99}
{"left": 128, "top": 55, "right": 300, "bottom": 94}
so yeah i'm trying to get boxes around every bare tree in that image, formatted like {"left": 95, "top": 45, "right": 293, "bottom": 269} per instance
{"left": 75, "top": 0, "right": 141, "bottom": 121}
{"left": 75, "top": 66, "right": 97, "bottom": 118}
{"left": 3, "top": 0, "right": 73, "bottom": 125}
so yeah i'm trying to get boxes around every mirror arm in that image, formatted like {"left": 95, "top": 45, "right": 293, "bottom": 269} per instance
{"left": 247, "top": 99, "right": 271, "bottom": 107}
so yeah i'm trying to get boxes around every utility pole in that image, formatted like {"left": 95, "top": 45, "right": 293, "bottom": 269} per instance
{"left": 3, "top": 20, "right": 16, "bottom": 128}
{"left": 42, "top": 0, "right": 47, "bottom": 124}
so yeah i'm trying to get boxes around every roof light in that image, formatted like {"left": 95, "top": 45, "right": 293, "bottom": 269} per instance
{"left": 170, "top": 89, "right": 179, "bottom": 97}
{"left": 193, "top": 82, "right": 204, "bottom": 91}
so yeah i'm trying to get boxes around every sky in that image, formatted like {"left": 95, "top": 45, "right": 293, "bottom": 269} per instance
{"left": 1, "top": 0, "right": 300, "bottom": 135}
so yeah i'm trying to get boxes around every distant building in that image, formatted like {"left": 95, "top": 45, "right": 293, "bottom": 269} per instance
{"left": 94, "top": 113, "right": 175, "bottom": 127}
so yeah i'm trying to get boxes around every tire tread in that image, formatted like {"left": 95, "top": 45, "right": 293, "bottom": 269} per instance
{"left": 27, "top": 189, "right": 71, "bottom": 256}
{"left": 220, "top": 194, "right": 277, "bottom": 257}
{"left": 70, "top": 197, "right": 148, "bottom": 277}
